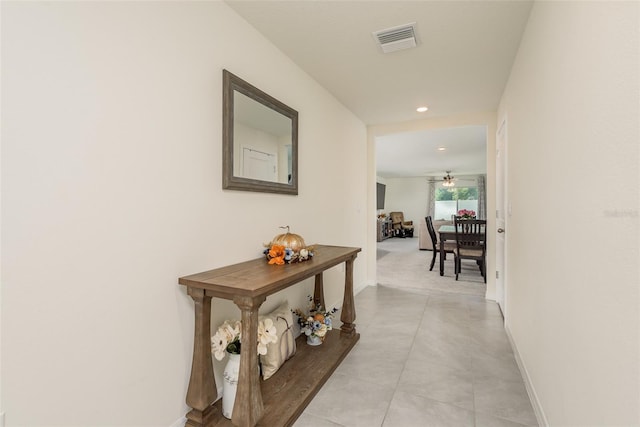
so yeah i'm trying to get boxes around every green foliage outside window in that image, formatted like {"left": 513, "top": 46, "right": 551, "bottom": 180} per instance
{"left": 435, "top": 187, "right": 478, "bottom": 201}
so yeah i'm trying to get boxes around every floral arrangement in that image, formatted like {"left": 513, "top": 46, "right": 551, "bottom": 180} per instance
{"left": 263, "top": 226, "right": 314, "bottom": 265}
{"left": 457, "top": 209, "right": 476, "bottom": 219}
{"left": 264, "top": 244, "right": 313, "bottom": 265}
{"left": 292, "top": 296, "right": 338, "bottom": 341}
{"left": 211, "top": 318, "right": 278, "bottom": 361}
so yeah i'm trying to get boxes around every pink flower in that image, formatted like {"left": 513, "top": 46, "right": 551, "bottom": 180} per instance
{"left": 457, "top": 209, "right": 476, "bottom": 218}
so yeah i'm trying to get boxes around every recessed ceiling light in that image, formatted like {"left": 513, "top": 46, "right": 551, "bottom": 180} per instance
{"left": 416, "top": 106, "right": 428, "bottom": 112}
{"left": 437, "top": 147, "right": 446, "bottom": 151}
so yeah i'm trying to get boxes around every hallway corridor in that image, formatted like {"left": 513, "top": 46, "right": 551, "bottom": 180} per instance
{"left": 295, "top": 239, "right": 537, "bottom": 427}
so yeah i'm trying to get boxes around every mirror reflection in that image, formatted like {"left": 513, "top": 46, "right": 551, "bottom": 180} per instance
{"left": 223, "top": 70, "right": 298, "bottom": 195}
{"left": 234, "top": 91, "right": 292, "bottom": 184}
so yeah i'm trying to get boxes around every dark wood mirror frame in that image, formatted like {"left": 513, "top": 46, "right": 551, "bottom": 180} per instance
{"left": 222, "top": 69, "right": 299, "bottom": 195}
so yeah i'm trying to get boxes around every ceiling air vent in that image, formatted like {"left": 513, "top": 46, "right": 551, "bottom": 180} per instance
{"left": 372, "top": 22, "right": 418, "bottom": 54}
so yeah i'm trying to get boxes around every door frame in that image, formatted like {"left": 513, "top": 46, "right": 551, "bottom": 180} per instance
{"left": 495, "top": 117, "right": 508, "bottom": 319}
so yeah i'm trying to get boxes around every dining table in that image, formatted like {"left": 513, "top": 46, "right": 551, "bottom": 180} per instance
{"left": 436, "top": 224, "right": 486, "bottom": 276}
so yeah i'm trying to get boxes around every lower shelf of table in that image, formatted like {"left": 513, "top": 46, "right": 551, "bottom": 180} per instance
{"left": 208, "top": 329, "right": 360, "bottom": 427}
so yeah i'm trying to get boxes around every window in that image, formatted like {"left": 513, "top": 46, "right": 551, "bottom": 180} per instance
{"left": 434, "top": 187, "right": 478, "bottom": 220}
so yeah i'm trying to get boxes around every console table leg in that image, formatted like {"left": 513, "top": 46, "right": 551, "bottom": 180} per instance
{"left": 232, "top": 295, "right": 266, "bottom": 427}
{"left": 340, "top": 256, "right": 357, "bottom": 337}
{"left": 185, "top": 288, "right": 217, "bottom": 427}
{"left": 313, "top": 273, "right": 325, "bottom": 310}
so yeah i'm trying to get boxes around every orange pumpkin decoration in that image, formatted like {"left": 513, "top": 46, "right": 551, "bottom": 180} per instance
{"left": 268, "top": 226, "right": 307, "bottom": 252}
{"left": 264, "top": 226, "right": 315, "bottom": 265}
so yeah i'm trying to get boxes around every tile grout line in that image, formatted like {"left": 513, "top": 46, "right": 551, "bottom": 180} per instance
{"left": 379, "top": 293, "right": 431, "bottom": 427}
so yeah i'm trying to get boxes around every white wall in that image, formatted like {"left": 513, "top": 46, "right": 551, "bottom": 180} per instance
{"left": 498, "top": 2, "right": 639, "bottom": 425}
{"left": 0, "top": 2, "right": 367, "bottom": 426}
{"left": 384, "top": 177, "right": 428, "bottom": 237}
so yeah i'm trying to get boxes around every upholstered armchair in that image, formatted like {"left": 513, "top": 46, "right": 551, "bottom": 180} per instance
{"left": 389, "top": 211, "right": 414, "bottom": 238}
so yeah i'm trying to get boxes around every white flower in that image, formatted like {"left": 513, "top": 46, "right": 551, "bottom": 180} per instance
{"left": 257, "top": 342, "right": 268, "bottom": 355}
{"left": 260, "top": 318, "right": 278, "bottom": 344}
{"left": 212, "top": 318, "right": 277, "bottom": 359}
{"left": 258, "top": 318, "right": 278, "bottom": 344}
{"left": 300, "top": 248, "right": 308, "bottom": 259}
{"left": 211, "top": 330, "right": 229, "bottom": 361}
{"left": 220, "top": 320, "right": 239, "bottom": 343}
{"left": 256, "top": 318, "right": 278, "bottom": 355}
{"left": 211, "top": 320, "right": 241, "bottom": 360}
{"left": 315, "top": 324, "right": 328, "bottom": 338}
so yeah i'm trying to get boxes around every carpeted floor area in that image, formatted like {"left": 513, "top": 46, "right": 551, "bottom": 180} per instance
{"left": 376, "top": 237, "right": 486, "bottom": 297}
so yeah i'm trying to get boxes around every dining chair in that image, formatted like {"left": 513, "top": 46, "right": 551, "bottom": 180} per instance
{"left": 453, "top": 218, "right": 487, "bottom": 282}
{"left": 425, "top": 216, "right": 456, "bottom": 271}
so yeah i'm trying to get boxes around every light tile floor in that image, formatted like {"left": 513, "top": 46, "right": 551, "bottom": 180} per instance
{"left": 294, "top": 251, "right": 538, "bottom": 427}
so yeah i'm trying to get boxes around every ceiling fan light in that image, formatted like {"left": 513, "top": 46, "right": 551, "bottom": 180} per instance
{"left": 442, "top": 171, "right": 455, "bottom": 187}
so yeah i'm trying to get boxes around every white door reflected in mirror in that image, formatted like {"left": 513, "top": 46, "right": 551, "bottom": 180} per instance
{"left": 233, "top": 91, "right": 292, "bottom": 184}
{"left": 242, "top": 147, "right": 276, "bottom": 182}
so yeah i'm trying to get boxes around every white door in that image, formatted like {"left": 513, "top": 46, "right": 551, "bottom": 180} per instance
{"left": 495, "top": 118, "right": 508, "bottom": 318}
{"left": 242, "top": 147, "right": 277, "bottom": 182}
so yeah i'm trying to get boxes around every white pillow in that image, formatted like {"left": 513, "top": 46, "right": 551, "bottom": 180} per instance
{"left": 259, "top": 301, "right": 296, "bottom": 380}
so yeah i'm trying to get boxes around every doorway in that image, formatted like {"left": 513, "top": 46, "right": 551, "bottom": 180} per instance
{"left": 495, "top": 118, "right": 507, "bottom": 317}
{"left": 369, "top": 115, "right": 498, "bottom": 298}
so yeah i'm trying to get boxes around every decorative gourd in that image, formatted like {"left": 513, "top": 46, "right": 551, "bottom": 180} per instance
{"left": 264, "top": 226, "right": 314, "bottom": 264}
{"left": 269, "top": 226, "right": 306, "bottom": 252}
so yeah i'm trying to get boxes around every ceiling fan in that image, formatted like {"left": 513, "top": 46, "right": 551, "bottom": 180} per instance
{"left": 427, "top": 171, "right": 456, "bottom": 187}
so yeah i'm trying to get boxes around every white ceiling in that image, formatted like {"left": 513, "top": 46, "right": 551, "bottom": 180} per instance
{"left": 226, "top": 0, "right": 533, "bottom": 177}
{"left": 376, "top": 125, "right": 487, "bottom": 178}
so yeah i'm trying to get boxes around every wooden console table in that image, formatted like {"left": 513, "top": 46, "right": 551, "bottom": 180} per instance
{"left": 178, "top": 244, "right": 361, "bottom": 427}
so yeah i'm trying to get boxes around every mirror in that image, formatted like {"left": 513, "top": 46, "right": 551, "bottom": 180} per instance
{"left": 223, "top": 70, "right": 298, "bottom": 194}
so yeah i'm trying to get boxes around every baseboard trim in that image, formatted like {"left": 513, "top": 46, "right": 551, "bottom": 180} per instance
{"left": 505, "top": 324, "right": 549, "bottom": 427}
{"left": 354, "top": 280, "right": 373, "bottom": 295}
{"left": 169, "top": 415, "right": 186, "bottom": 427}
